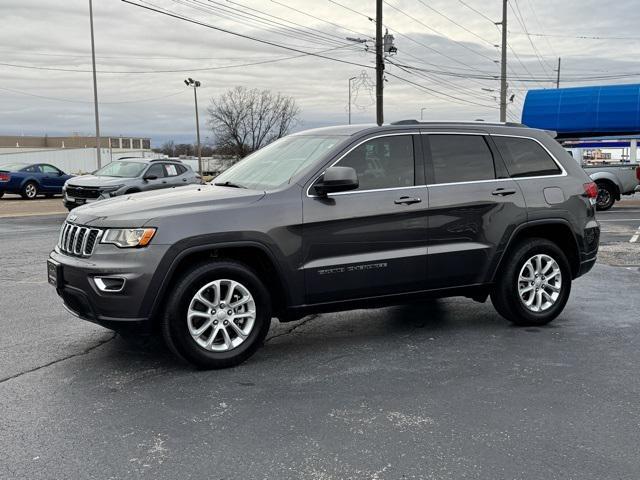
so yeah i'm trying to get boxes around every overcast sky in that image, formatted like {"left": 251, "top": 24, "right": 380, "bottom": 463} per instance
{"left": 1, "top": 0, "right": 639, "bottom": 146}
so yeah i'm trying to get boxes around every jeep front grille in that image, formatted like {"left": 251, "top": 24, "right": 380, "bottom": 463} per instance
{"left": 58, "top": 222, "right": 102, "bottom": 257}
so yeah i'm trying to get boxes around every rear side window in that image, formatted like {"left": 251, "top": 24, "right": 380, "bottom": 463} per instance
{"left": 427, "top": 134, "right": 495, "bottom": 184}
{"left": 164, "top": 164, "right": 179, "bottom": 177}
{"left": 338, "top": 135, "right": 415, "bottom": 191}
{"left": 23, "top": 165, "right": 41, "bottom": 173}
{"left": 492, "top": 136, "right": 561, "bottom": 178}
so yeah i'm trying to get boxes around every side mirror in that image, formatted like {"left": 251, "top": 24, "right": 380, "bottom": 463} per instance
{"left": 313, "top": 166, "right": 359, "bottom": 196}
{"left": 143, "top": 174, "right": 158, "bottom": 181}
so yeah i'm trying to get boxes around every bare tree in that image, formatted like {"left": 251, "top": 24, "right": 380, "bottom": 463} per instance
{"left": 207, "top": 86, "right": 301, "bottom": 157}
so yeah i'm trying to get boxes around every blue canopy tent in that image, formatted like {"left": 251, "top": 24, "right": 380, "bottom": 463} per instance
{"left": 522, "top": 84, "right": 640, "bottom": 138}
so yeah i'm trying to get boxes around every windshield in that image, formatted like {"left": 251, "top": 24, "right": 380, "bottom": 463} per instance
{"left": 94, "top": 161, "right": 147, "bottom": 178}
{"left": 213, "top": 135, "right": 344, "bottom": 190}
{"left": 0, "top": 163, "right": 27, "bottom": 172}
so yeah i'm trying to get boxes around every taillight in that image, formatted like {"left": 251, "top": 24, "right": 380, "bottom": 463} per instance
{"left": 583, "top": 182, "right": 598, "bottom": 199}
{"left": 0, "top": 172, "right": 10, "bottom": 182}
{"left": 636, "top": 166, "right": 640, "bottom": 182}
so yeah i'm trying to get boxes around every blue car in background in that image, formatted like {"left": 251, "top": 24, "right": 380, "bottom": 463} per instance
{"left": 0, "top": 162, "right": 73, "bottom": 199}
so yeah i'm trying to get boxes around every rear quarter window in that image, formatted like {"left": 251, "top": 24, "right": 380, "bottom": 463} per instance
{"left": 493, "top": 136, "right": 561, "bottom": 178}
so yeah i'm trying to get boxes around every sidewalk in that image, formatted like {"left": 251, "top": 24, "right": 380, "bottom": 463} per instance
{"left": 0, "top": 194, "right": 67, "bottom": 218}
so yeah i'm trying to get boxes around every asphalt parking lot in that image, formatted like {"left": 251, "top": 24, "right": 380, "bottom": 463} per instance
{"left": 1, "top": 202, "right": 639, "bottom": 479}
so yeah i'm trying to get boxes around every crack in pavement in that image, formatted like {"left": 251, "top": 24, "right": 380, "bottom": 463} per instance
{"left": 266, "top": 314, "right": 320, "bottom": 343}
{"left": 0, "top": 333, "right": 117, "bottom": 384}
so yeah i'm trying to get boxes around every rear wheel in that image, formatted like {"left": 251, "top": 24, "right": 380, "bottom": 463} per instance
{"left": 21, "top": 181, "right": 38, "bottom": 199}
{"left": 0, "top": 191, "right": 4, "bottom": 199}
{"left": 595, "top": 181, "right": 615, "bottom": 211}
{"left": 161, "top": 261, "right": 272, "bottom": 369}
{"left": 491, "top": 238, "right": 571, "bottom": 326}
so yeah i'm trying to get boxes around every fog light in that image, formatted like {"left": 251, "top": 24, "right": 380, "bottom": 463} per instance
{"left": 94, "top": 276, "right": 126, "bottom": 293}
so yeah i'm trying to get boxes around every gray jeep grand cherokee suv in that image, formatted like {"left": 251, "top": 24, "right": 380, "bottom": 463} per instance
{"left": 48, "top": 122, "right": 600, "bottom": 369}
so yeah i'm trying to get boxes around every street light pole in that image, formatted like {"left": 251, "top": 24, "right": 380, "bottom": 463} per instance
{"left": 348, "top": 76, "right": 357, "bottom": 124}
{"left": 498, "top": 0, "right": 508, "bottom": 122}
{"left": 420, "top": 107, "right": 426, "bottom": 120}
{"left": 88, "top": 0, "right": 101, "bottom": 168}
{"left": 184, "top": 78, "right": 202, "bottom": 176}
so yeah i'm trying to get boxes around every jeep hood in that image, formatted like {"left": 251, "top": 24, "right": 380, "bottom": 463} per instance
{"left": 69, "top": 184, "right": 265, "bottom": 227}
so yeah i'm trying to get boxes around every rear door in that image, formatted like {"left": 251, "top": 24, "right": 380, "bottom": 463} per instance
{"left": 423, "top": 132, "right": 527, "bottom": 288}
{"left": 302, "top": 133, "right": 429, "bottom": 304}
{"left": 163, "top": 163, "right": 184, "bottom": 186}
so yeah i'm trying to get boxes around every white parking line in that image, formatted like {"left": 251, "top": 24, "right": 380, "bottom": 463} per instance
{"left": 630, "top": 226, "right": 640, "bottom": 243}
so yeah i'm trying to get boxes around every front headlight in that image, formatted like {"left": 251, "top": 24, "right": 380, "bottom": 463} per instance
{"left": 100, "top": 185, "right": 124, "bottom": 197}
{"left": 100, "top": 228, "right": 156, "bottom": 248}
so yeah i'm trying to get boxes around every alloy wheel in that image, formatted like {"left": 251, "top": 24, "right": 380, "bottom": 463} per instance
{"left": 187, "top": 279, "right": 256, "bottom": 352}
{"left": 517, "top": 254, "right": 562, "bottom": 312}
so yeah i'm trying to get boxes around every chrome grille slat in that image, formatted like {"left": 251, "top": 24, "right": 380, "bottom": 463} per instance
{"left": 57, "top": 222, "right": 102, "bottom": 257}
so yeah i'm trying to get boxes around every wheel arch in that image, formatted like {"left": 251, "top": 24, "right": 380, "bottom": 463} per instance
{"left": 144, "top": 241, "right": 291, "bottom": 323}
{"left": 491, "top": 220, "right": 581, "bottom": 282}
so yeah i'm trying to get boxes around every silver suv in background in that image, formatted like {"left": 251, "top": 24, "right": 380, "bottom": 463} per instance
{"left": 63, "top": 158, "right": 200, "bottom": 210}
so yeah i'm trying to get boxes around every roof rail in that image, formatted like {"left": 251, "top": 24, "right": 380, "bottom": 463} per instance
{"left": 389, "top": 119, "right": 526, "bottom": 128}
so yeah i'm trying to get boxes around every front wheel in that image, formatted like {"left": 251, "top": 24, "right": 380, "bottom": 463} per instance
{"left": 491, "top": 238, "right": 571, "bottom": 326}
{"left": 161, "top": 261, "right": 272, "bottom": 369}
{"left": 21, "top": 181, "right": 38, "bottom": 199}
{"left": 595, "top": 182, "right": 615, "bottom": 211}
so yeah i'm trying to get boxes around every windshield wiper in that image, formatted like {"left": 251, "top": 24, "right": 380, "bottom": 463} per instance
{"left": 214, "top": 181, "right": 247, "bottom": 189}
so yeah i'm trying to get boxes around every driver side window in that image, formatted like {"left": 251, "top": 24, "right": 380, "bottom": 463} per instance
{"left": 337, "top": 135, "right": 415, "bottom": 191}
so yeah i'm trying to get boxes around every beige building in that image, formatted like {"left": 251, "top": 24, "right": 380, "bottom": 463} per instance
{"left": 0, "top": 135, "right": 151, "bottom": 153}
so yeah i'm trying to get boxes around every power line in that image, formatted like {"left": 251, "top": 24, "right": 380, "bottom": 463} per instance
{"left": 413, "top": 0, "right": 498, "bottom": 48}
{"left": 509, "top": 0, "right": 554, "bottom": 77}
{"left": 0, "top": 86, "right": 187, "bottom": 105}
{"left": 269, "top": 0, "right": 373, "bottom": 41}
{"left": 383, "top": 0, "right": 497, "bottom": 64}
{"left": 173, "top": 0, "right": 348, "bottom": 48}
{"left": 385, "top": 66, "right": 499, "bottom": 109}
{"left": 508, "top": 31, "right": 640, "bottom": 41}
{"left": 455, "top": 0, "right": 497, "bottom": 25}
{"left": 0, "top": 45, "right": 360, "bottom": 74}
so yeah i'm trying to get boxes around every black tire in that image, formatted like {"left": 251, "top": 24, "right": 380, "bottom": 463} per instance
{"left": 595, "top": 181, "right": 615, "bottom": 211}
{"left": 161, "top": 260, "right": 272, "bottom": 369}
{"left": 21, "top": 181, "right": 38, "bottom": 200}
{"left": 0, "top": 191, "right": 4, "bottom": 199}
{"left": 490, "top": 238, "right": 571, "bottom": 326}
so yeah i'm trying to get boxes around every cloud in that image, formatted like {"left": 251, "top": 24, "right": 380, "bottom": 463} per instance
{"left": 0, "top": 0, "right": 638, "bottom": 145}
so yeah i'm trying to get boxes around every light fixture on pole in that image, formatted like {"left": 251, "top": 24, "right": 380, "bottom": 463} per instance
{"left": 348, "top": 76, "right": 357, "bottom": 125}
{"left": 184, "top": 78, "right": 202, "bottom": 177}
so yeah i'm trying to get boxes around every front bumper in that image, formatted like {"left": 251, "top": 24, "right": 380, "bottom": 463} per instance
{"left": 49, "top": 243, "right": 170, "bottom": 332}
{"left": 63, "top": 193, "right": 103, "bottom": 210}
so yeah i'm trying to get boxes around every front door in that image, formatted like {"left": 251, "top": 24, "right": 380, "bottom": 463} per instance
{"left": 143, "top": 163, "right": 168, "bottom": 190}
{"left": 422, "top": 132, "right": 527, "bottom": 288}
{"left": 302, "top": 133, "right": 429, "bottom": 304}
{"left": 40, "top": 164, "right": 65, "bottom": 192}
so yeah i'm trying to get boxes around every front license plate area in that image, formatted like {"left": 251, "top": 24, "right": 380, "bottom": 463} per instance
{"left": 47, "top": 259, "right": 63, "bottom": 289}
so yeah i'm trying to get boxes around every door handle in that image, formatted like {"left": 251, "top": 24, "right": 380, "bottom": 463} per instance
{"left": 492, "top": 188, "right": 517, "bottom": 196}
{"left": 394, "top": 196, "right": 422, "bottom": 205}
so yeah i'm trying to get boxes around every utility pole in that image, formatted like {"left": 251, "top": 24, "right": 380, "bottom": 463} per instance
{"left": 556, "top": 57, "right": 561, "bottom": 88}
{"left": 88, "top": 0, "right": 101, "bottom": 168}
{"left": 184, "top": 78, "right": 202, "bottom": 176}
{"left": 498, "top": 0, "right": 508, "bottom": 122}
{"left": 420, "top": 107, "right": 427, "bottom": 120}
{"left": 348, "top": 76, "right": 357, "bottom": 124}
{"left": 375, "top": 0, "right": 383, "bottom": 126}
